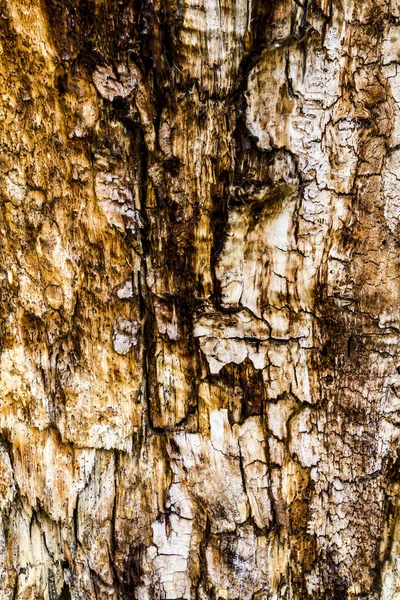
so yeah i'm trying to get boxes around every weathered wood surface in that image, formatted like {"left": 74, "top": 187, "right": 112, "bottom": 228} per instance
{"left": 1, "top": 0, "right": 400, "bottom": 598}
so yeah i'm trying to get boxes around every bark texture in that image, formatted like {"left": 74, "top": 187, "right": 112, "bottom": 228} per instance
{"left": 1, "top": 0, "right": 400, "bottom": 598}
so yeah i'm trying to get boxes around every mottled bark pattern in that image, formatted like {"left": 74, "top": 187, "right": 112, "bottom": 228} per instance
{"left": 1, "top": 0, "right": 400, "bottom": 598}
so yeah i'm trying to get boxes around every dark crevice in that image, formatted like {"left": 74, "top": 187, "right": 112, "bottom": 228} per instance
{"left": 59, "top": 582, "right": 72, "bottom": 600}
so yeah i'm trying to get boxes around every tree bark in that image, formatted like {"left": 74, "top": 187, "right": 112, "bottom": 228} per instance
{"left": 1, "top": 0, "right": 400, "bottom": 598}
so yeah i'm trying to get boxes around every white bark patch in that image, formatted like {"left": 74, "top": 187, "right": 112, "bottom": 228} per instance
{"left": 195, "top": 309, "right": 270, "bottom": 373}
{"left": 267, "top": 397, "right": 298, "bottom": 441}
{"left": 151, "top": 485, "right": 196, "bottom": 599}
{"left": 169, "top": 410, "right": 249, "bottom": 533}
{"left": 112, "top": 317, "right": 140, "bottom": 355}
{"left": 383, "top": 150, "right": 400, "bottom": 234}
{"left": 238, "top": 417, "right": 272, "bottom": 528}
{"left": 289, "top": 408, "right": 325, "bottom": 468}
{"left": 382, "top": 26, "right": 400, "bottom": 65}
{"left": 116, "top": 278, "right": 134, "bottom": 300}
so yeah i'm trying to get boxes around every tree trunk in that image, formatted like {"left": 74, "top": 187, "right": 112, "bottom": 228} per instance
{"left": 1, "top": 0, "right": 400, "bottom": 598}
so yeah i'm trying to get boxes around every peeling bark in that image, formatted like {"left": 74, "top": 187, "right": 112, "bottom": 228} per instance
{"left": 1, "top": 0, "right": 400, "bottom": 598}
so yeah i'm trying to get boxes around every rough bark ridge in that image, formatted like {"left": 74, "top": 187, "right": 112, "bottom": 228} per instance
{"left": 1, "top": 0, "right": 400, "bottom": 598}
